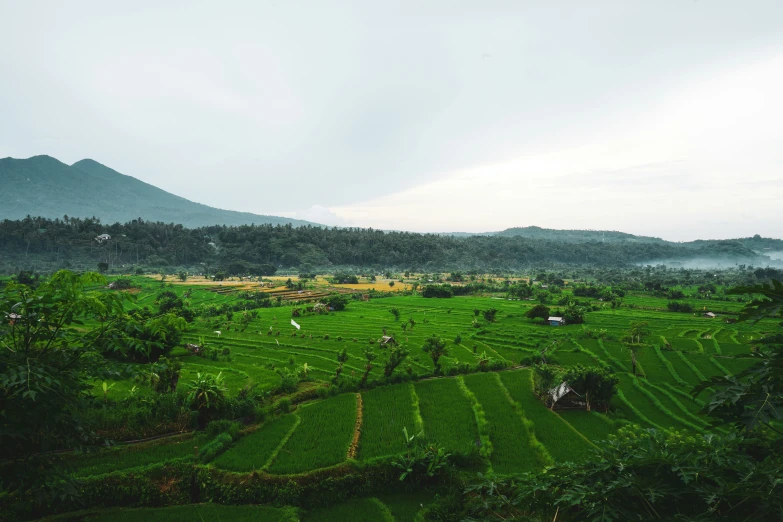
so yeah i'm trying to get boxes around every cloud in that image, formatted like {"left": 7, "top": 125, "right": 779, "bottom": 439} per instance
{"left": 330, "top": 50, "right": 783, "bottom": 241}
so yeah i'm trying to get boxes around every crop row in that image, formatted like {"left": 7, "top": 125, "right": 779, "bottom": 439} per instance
{"left": 267, "top": 393, "right": 356, "bottom": 474}
{"left": 213, "top": 414, "right": 299, "bottom": 472}
{"left": 462, "top": 372, "right": 547, "bottom": 474}
{"left": 358, "top": 384, "right": 419, "bottom": 460}
{"left": 499, "top": 369, "right": 594, "bottom": 463}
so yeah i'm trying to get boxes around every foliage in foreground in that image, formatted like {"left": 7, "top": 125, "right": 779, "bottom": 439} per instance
{"left": 463, "top": 426, "right": 783, "bottom": 522}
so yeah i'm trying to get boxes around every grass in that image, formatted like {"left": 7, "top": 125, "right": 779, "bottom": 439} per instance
{"left": 46, "top": 504, "right": 299, "bottom": 522}
{"left": 415, "top": 378, "right": 480, "bottom": 455}
{"left": 499, "top": 369, "right": 595, "bottom": 462}
{"left": 376, "top": 492, "right": 434, "bottom": 522}
{"left": 463, "top": 372, "right": 548, "bottom": 474}
{"left": 213, "top": 414, "right": 298, "bottom": 471}
{"left": 71, "top": 282, "right": 770, "bottom": 477}
{"left": 70, "top": 433, "right": 211, "bottom": 477}
{"left": 268, "top": 393, "right": 356, "bottom": 474}
{"left": 558, "top": 410, "right": 618, "bottom": 444}
{"left": 358, "top": 384, "right": 419, "bottom": 460}
{"left": 302, "top": 497, "right": 394, "bottom": 522}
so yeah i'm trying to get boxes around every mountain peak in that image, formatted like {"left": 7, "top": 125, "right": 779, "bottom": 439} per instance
{"left": 0, "top": 155, "right": 320, "bottom": 228}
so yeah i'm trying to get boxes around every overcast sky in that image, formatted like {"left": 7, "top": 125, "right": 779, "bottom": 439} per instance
{"left": 1, "top": 1, "right": 782, "bottom": 241}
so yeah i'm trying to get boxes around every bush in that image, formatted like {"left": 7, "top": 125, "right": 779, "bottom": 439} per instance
{"left": 422, "top": 284, "right": 454, "bottom": 298}
{"left": 206, "top": 420, "right": 241, "bottom": 440}
{"left": 198, "top": 432, "right": 233, "bottom": 462}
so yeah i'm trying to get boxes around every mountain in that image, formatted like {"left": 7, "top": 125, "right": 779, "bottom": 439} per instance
{"left": 0, "top": 155, "right": 319, "bottom": 228}
{"left": 442, "top": 226, "right": 665, "bottom": 243}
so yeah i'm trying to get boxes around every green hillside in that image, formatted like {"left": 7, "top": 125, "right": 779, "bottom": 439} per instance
{"left": 0, "top": 155, "right": 319, "bottom": 228}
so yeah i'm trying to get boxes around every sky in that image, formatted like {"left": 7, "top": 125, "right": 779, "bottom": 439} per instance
{"left": 1, "top": 0, "right": 782, "bottom": 241}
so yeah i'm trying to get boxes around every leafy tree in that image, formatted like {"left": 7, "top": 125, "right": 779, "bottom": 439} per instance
{"left": 389, "top": 307, "right": 401, "bottom": 321}
{"left": 525, "top": 304, "right": 551, "bottom": 321}
{"left": 186, "top": 372, "right": 228, "bottom": 426}
{"left": 0, "top": 270, "right": 126, "bottom": 498}
{"left": 384, "top": 346, "right": 410, "bottom": 377}
{"left": 693, "top": 280, "right": 783, "bottom": 436}
{"left": 101, "top": 313, "right": 186, "bottom": 362}
{"left": 149, "top": 356, "right": 183, "bottom": 393}
{"left": 422, "top": 335, "right": 449, "bottom": 375}
{"left": 324, "top": 293, "right": 350, "bottom": 311}
{"left": 482, "top": 308, "right": 498, "bottom": 323}
{"left": 97, "top": 261, "right": 108, "bottom": 273}
{"left": 422, "top": 284, "right": 453, "bottom": 298}
{"left": 388, "top": 280, "right": 395, "bottom": 288}
{"left": 560, "top": 364, "right": 619, "bottom": 411}
{"left": 464, "top": 426, "right": 783, "bottom": 521}
{"left": 15, "top": 270, "right": 39, "bottom": 287}
{"left": 360, "top": 347, "right": 377, "bottom": 387}
{"left": 177, "top": 271, "right": 188, "bottom": 282}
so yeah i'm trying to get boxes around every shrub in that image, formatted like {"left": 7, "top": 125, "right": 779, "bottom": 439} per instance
{"left": 198, "top": 432, "right": 233, "bottom": 462}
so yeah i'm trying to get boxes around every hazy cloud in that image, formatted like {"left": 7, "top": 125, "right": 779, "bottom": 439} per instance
{"left": 1, "top": 0, "right": 782, "bottom": 240}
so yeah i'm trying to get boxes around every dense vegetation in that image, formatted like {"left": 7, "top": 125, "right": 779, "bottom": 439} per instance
{"left": 2, "top": 215, "right": 781, "bottom": 275}
{"left": 1, "top": 265, "right": 782, "bottom": 521}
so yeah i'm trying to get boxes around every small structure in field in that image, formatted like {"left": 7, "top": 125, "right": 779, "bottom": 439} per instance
{"left": 703, "top": 312, "right": 716, "bottom": 318}
{"left": 380, "top": 335, "right": 397, "bottom": 346}
{"left": 94, "top": 233, "right": 111, "bottom": 243}
{"left": 6, "top": 312, "right": 22, "bottom": 325}
{"left": 548, "top": 316, "right": 565, "bottom": 326}
{"left": 185, "top": 343, "right": 203, "bottom": 355}
{"left": 547, "top": 381, "right": 582, "bottom": 409}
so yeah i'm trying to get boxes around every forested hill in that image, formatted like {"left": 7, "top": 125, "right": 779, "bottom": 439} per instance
{"left": 0, "top": 155, "right": 318, "bottom": 228}
{"left": 0, "top": 216, "right": 777, "bottom": 274}
{"left": 496, "top": 226, "right": 665, "bottom": 243}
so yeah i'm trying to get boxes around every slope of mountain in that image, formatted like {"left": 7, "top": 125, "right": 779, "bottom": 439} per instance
{"left": 442, "top": 226, "right": 665, "bottom": 243}
{"left": 0, "top": 155, "right": 319, "bottom": 228}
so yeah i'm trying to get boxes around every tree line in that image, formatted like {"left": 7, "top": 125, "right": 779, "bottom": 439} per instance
{"left": 0, "top": 216, "right": 773, "bottom": 274}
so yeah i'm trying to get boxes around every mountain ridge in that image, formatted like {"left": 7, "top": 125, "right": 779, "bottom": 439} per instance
{"left": 0, "top": 155, "right": 319, "bottom": 228}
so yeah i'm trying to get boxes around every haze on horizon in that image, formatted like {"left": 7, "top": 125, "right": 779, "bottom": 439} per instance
{"left": 1, "top": 1, "right": 782, "bottom": 242}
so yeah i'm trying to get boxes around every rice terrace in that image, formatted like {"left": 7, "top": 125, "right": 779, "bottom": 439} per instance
{"left": 3, "top": 262, "right": 782, "bottom": 521}
{"left": 3, "top": 3, "right": 783, "bottom": 519}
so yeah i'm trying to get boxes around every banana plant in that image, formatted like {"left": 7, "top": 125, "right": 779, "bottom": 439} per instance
{"left": 101, "top": 381, "right": 116, "bottom": 403}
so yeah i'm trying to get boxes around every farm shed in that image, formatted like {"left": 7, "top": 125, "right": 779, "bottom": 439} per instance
{"left": 6, "top": 312, "right": 22, "bottom": 325}
{"left": 548, "top": 316, "right": 565, "bottom": 326}
{"left": 94, "top": 233, "right": 111, "bottom": 243}
{"left": 703, "top": 312, "right": 717, "bottom": 318}
{"left": 380, "top": 335, "right": 397, "bottom": 346}
{"left": 547, "top": 381, "right": 581, "bottom": 409}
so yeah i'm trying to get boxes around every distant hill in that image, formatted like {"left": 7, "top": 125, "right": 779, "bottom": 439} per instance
{"left": 443, "top": 226, "right": 665, "bottom": 243}
{"left": 0, "top": 155, "right": 319, "bottom": 228}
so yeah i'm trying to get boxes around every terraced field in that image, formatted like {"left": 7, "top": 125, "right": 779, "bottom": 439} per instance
{"left": 74, "top": 282, "right": 771, "bottom": 484}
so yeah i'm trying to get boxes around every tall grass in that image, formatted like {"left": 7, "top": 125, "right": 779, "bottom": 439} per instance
{"left": 463, "top": 372, "right": 548, "bottom": 474}
{"left": 268, "top": 393, "right": 356, "bottom": 474}
{"left": 415, "top": 378, "right": 479, "bottom": 455}
{"left": 302, "top": 497, "right": 394, "bottom": 522}
{"left": 213, "top": 414, "right": 298, "bottom": 471}
{"left": 358, "top": 384, "right": 418, "bottom": 460}
{"left": 53, "top": 504, "right": 300, "bottom": 521}
{"left": 499, "top": 369, "right": 594, "bottom": 463}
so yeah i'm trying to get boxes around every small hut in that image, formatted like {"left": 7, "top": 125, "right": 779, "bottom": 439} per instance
{"left": 703, "top": 312, "right": 717, "bottom": 318}
{"left": 548, "top": 316, "right": 565, "bottom": 326}
{"left": 380, "top": 335, "right": 398, "bottom": 346}
{"left": 547, "top": 381, "right": 582, "bottom": 409}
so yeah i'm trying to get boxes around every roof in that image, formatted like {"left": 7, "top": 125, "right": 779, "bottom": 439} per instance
{"left": 548, "top": 381, "right": 580, "bottom": 403}
{"left": 548, "top": 316, "right": 564, "bottom": 322}
{"left": 704, "top": 312, "right": 716, "bottom": 317}
{"left": 381, "top": 335, "right": 396, "bottom": 344}
{"left": 7, "top": 313, "right": 22, "bottom": 320}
